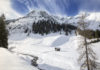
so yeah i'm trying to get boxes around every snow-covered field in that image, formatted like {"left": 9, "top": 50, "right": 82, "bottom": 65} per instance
{"left": 7, "top": 33, "right": 100, "bottom": 70}
{"left": 1, "top": 10, "right": 100, "bottom": 70}
{"left": 0, "top": 48, "right": 38, "bottom": 70}
{"left": 8, "top": 33, "right": 79, "bottom": 70}
{"left": 0, "top": 32, "right": 99, "bottom": 70}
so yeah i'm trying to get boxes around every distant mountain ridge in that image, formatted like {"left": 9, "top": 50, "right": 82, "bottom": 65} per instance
{"left": 7, "top": 10, "right": 100, "bottom": 35}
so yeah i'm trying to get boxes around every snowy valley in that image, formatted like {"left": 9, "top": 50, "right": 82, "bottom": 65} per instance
{"left": 0, "top": 10, "right": 100, "bottom": 70}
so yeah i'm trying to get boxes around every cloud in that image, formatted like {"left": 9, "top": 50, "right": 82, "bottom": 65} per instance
{"left": 0, "top": 0, "right": 22, "bottom": 19}
{"left": 11, "top": 0, "right": 70, "bottom": 16}
{"left": 1, "top": 0, "right": 100, "bottom": 19}
{"left": 13, "top": 0, "right": 100, "bottom": 16}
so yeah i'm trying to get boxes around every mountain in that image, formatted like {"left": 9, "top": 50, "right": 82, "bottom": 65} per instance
{"left": 7, "top": 10, "right": 56, "bottom": 34}
{"left": 7, "top": 10, "right": 100, "bottom": 36}
{"left": 7, "top": 10, "right": 74, "bottom": 35}
{"left": 6, "top": 10, "right": 100, "bottom": 70}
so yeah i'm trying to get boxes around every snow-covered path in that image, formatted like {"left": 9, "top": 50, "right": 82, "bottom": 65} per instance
{"left": 0, "top": 48, "right": 38, "bottom": 70}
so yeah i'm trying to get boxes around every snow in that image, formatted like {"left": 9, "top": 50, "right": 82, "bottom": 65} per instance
{"left": 8, "top": 10, "right": 100, "bottom": 34}
{"left": 7, "top": 32, "right": 100, "bottom": 70}
{"left": 92, "top": 42, "right": 100, "bottom": 62}
{"left": 0, "top": 48, "right": 38, "bottom": 70}
{"left": 8, "top": 33, "right": 80, "bottom": 70}
{"left": 6, "top": 10, "right": 100, "bottom": 70}
{"left": 86, "top": 12, "right": 100, "bottom": 22}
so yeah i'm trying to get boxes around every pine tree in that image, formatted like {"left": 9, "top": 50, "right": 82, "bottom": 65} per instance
{"left": 77, "top": 13, "right": 97, "bottom": 70}
{"left": 0, "top": 14, "right": 8, "bottom": 49}
{"left": 95, "top": 30, "right": 100, "bottom": 40}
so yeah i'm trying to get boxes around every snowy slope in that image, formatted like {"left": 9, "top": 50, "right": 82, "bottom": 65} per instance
{"left": 86, "top": 12, "right": 100, "bottom": 30}
{"left": 8, "top": 33, "right": 100, "bottom": 70}
{"left": 8, "top": 33, "right": 80, "bottom": 70}
{"left": 7, "top": 10, "right": 100, "bottom": 35}
{"left": 86, "top": 12, "right": 100, "bottom": 22}
{"left": 7, "top": 10, "right": 58, "bottom": 34}
{"left": 6, "top": 10, "right": 100, "bottom": 70}
{"left": 0, "top": 48, "right": 38, "bottom": 70}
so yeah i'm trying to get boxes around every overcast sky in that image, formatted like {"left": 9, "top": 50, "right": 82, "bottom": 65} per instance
{"left": 0, "top": 0, "right": 100, "bottom": 19}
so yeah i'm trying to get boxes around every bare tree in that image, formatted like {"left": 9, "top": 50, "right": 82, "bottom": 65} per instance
{"left": 77, "top": 13, "right": 97, "bottom": 70}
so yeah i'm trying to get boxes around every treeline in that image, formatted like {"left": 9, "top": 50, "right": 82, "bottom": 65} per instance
{"left": 78, "top": 29, "right": 100, "bottom": 39}
{"left": 31, "top": 20, "right": 77, "bottom": 35}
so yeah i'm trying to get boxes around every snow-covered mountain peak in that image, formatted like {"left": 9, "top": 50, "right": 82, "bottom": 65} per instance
{"left": 86, "top": 12, "right": 100, "bottom": 22}
{"left": 7, "top": 10, "right": 100, "bottom": 35}
{"left": 26, "top": 10, "right": 52, "bottom": 19}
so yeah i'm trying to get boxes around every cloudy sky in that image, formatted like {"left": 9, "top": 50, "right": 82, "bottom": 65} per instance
{"left": 0, "top": 0, "right": 100, "bottom": 19}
